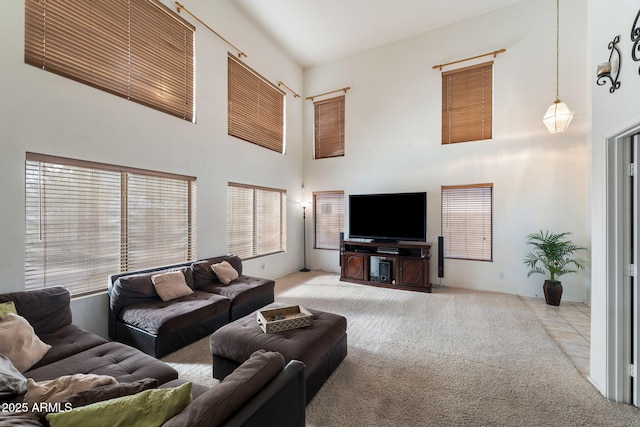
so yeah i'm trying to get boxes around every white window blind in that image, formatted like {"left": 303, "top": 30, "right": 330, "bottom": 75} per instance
{"left": 227, "top": 182, "right": 286, "bottom": 259}
{"left": 314, "top": 191, "right": 344, "bottom": 250}
{"left": 126, "top": 174, "right": 195, "bottom": 271}
{"left": 24, "top": 0, "right": 195, "bottom": 122}
{"left": 441, "top": 183, "right": 493, "bottom": 261}
{"left": 25, "top": 153, "right": 197, "bottom": 296}
{"left": 228, "top": 54, "right": 286, "bottom": 153}
{"left": 314, "top": 96, "right": 345, "bottom": 159}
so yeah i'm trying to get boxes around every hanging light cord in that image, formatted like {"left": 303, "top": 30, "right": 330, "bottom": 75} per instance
{"left": 555, "top": 0, "right": 560, "bottom": 102}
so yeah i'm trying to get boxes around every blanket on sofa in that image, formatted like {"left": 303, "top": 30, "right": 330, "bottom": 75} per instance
{"left": 0, "top": 354, "right": 27, "bottom": 399}
{"left": 24, "top": 374, "right": 117, "bottom": 405}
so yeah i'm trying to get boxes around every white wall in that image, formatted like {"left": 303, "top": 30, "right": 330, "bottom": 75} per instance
{"left": 303, "top": 0, "right": 590, "bottom": 302}
{"left": 588, "top": 0, "right": 640, "bottom": 400}
{"left": 0, "top": 0, "right": 304, "bottom": 337}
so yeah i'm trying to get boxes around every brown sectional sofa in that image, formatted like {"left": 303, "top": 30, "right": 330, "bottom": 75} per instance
{"left": 0, "top": 286, "right": 306, "bottom": 427}
{"left": 108, "top": 255, "right": 275, "bottom": 358}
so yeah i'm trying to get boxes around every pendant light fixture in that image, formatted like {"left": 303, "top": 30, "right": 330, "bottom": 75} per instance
{"left": 543, "top": 0, "right": 573, "bottom": 133}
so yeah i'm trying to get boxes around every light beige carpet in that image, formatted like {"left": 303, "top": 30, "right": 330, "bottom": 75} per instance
{"left": 165, "top": 271, "right": 640, "bottom": 426}
{"left": 162, "top": 336, "right": 219, "bottom": 388}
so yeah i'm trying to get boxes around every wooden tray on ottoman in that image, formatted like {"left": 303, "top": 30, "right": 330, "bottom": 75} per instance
{"left": 257, "top": 305, "right": 313, "bottom": 333}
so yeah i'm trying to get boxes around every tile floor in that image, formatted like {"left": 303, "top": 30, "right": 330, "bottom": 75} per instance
{"left": 522, "top": 296, "right": 591, "bottom": 377}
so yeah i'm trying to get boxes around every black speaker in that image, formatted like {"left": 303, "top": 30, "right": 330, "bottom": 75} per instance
{"left": 379, "top": 260, "right": 392, "bottom": 283}
{"left": 438, "top": 236, "right": 444, "bottom": 278}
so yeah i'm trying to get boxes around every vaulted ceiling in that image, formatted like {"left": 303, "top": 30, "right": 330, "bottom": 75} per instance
{"left": 231, "top": 0, "right": 528, "bottom": 68}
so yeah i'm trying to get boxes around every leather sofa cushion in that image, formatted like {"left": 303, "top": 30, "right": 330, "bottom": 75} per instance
{"left": 110, "top": 267, "right": 194, "bottom": 314}
{"left": 160, "top": 378, "right": 209, "bottom": 399}
{"left": 210, "top": 303, "right": 347, "bottom": 373}
{"left": 163, "top": 350, "right": 285, "bottom": 427}
{"left": 0, "top": 286, "right": 71, "bottom": 336}
{"left": 25, "top": 341, "right": 178, "bottom": 385}
{"left": 119, "top": 291, "right": 230, "bottom": 335}
{"left": 191, "top": 255, "right": 243, "bottom": 288}
{"left": 31, "top": 324, "right": 107, "bottom": 370}
{"left": 198, "top": 275, "right": 275, "bottom": 306}
{"left": 191, "top": 260, "right": 219, "bottom": 287}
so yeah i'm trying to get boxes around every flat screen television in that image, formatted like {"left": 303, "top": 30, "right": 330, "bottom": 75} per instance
{"left": 348, "top": 192, "right": 427, "bottom": 242}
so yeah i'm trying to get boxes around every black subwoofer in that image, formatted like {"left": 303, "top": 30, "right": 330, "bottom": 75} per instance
{"left": 438, "top": 236, "right": 444, "bottom": 278}
{"left": 379, "top": 260, "right": 392, "bottom": 282}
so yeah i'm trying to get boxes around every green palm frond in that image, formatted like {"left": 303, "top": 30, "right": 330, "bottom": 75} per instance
{"left": 523, "top": 230, "right": 587, "bottom": 282}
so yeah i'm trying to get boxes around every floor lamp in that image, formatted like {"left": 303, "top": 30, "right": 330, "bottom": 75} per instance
{"left": 300, "top": 203, "right": 310, "bottom": 272}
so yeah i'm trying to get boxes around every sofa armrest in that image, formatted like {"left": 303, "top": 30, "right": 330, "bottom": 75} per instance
{"left": 220, "top": 360, "right": 306, "bottom": 427}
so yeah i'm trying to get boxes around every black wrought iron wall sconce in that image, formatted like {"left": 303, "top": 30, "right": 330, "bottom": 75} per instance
{"left": 632, "top": 9, "right": 640, "bottom": 74}
{"left": 597, "top": 35, "right": 621, "bottom": 93}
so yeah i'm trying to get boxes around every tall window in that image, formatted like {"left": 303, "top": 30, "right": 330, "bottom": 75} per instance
{"left": 25, "top": 153, "right": 197, "bottom": 297}
{"left": 441, "top": 62, "right": 493, "bottom": 144}
{"left": 228, "top": 54, "right": 285, "bottom": 153}
{"left": 314, "top": 96, "right": 345, "bottom": 159}
{"left": 314, "top": 191, "right": 344, "bottom": 250}
{"left": 227, "top": 183, "right": 286, "bottom": 259}
{"left": 24, "top": 0, "right": 195, "bottom": 122}
{"left": 441, "top": 183, "right": 493, "bottom": 261}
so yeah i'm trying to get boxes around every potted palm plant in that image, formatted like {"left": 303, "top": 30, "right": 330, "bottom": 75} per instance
{"left": 523, "top": 230, "right": 587, "bottom": 306}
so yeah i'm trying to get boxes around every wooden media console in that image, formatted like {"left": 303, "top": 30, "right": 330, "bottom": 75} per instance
{"left": 340, "top": 240, "right": 431, "bottom": 292}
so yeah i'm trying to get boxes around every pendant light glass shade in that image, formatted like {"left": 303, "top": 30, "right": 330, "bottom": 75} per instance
{"left": 544, "top": 0, "right": 572, "bottom": 133}
{"left": 543, "top": 99, "right": 573, "bottom": 133}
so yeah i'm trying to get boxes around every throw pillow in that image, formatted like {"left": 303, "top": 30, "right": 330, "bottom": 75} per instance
{"left": 46, "top": 381, "right": 192, "bottom": 427}
{"left": 0, "top": 353, "right": 27, "bottom": 399}
{"left": 151, "top": 271, "right": 193, "bottom": 301}
{"left": 211, "top": 261, "right": 239, "bottom": 285}
{"left": 0, "top": 301, "right": 17, "bottom": 319}
{"left": 0, "top": 313, "right": 51, "bottom": 372}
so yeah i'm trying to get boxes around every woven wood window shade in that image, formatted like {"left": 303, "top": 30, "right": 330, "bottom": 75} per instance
{"left": 25, "top": 153, "right": 197, "bottom": 297}
{"left": 314, "top": 96, "right": 345, "bottom": 159}
{"left": 442, "top": 62, "right": 493, "bottom": 144}
{"left": 24, "top": 0, "right": 195, "bottom": 122}
{"left": 313, "top": 191, "right": 344, "bottom": 250}
{"left": 227, "top": 183, "right": 286, "bottom": 260}
{"left": 228, "top": 55, "right": 285, "bottom": 153}
{"left": 441, "top": 183, "right": 493, "bottom": 261}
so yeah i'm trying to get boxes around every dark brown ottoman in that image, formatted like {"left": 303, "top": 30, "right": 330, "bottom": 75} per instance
{"left": 210, "top": 302, "right": 347, "bottom": 403}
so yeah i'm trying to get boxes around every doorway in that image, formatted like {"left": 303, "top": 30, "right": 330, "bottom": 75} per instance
{"left": 607, "top": 129, "right": 640, "bottom": 405}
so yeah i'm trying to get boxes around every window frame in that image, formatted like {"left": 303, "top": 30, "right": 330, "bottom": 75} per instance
{"left": 227, "top": 182, "right": 287, "bottom": 260}
{"left": 441, "top": 183, "right": 493, "bottom": 262}
{"left": 313, "top": 191, "right": 345, "bottom": 250}
{"left": 25, "top": 152, "right": 197, "bottom": 297}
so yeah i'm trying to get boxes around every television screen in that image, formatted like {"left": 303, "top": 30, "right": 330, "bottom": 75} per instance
{"left": 348, "top": 192, "right": 427, "bottom": 242}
